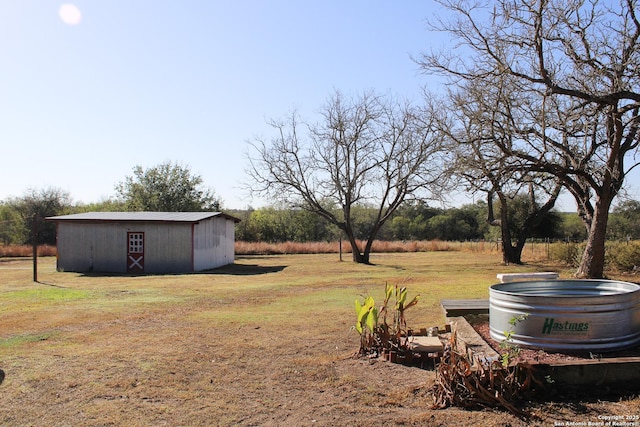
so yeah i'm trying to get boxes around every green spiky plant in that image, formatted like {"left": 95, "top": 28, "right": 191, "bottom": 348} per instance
{"left": 354, "top": 283, "right": 419, "bottom": 357}
{"left": 354, "top": 295, "right": 378, "bottom": 355}
{"left": 393, "top": 285, "right": 420, "bottom": 338}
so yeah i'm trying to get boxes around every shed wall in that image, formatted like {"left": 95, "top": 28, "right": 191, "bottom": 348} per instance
{"left": 56, "top": 221, "right": 193, "bottom": 273}
{"left": 143, "top": 223, "right": 192, "bottom": 273}
{"left": 56, "top": 222, "right": 126, "bottom": 272}
{"left": 193, "top": 216, "right": 235, "bottom": 271}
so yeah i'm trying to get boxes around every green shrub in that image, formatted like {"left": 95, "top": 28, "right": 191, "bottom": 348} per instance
{"left": 606, "top": 241, "right": 640, "bottom": 272}
{"left": 548, "top": 242, "right": 583, "bottom": 267}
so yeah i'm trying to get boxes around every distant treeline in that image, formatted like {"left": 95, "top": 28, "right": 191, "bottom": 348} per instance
{"left": 3, "top": 195, "right": 640, "bottom": 247}
{"left": 227, "top": 200, "right": 588, "bottom": 244}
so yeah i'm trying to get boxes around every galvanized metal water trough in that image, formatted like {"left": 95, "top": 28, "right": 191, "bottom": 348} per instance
{"left": 489, "top": 279, "right": 640, "bottom": 352}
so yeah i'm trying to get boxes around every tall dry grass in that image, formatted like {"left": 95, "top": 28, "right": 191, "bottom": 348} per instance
{"left": 2, "top": 239, "right": 552, "bottom": 259}
{"left": 0, "top": 241, "right": 472, "bottom": 258}
{"left": 235, "top": 239, "right": 491, "bottom": 255}
{"left": 0, "top": 244, "right": 57, "bottom": 258}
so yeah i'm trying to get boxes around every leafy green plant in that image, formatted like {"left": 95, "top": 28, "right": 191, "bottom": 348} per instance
{"left": 499, "top": 314, "right": 529, "bottom": 367}
{"left": 393, "top": 285, "right": 420, "bottom": 337}
{"left": 354, "top": 283, "right": 419, "bottom": 358}
{"left": 354, "top": 295, "right": 379, "bottom": 354}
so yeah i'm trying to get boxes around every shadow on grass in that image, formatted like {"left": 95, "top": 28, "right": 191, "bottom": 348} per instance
{"left": 203, "top": 263, "right": 287, "bottom": 276}
{"left": 35, "top": 280, "right": 67, "bottom": 288}
{"left": 78, "top": 262, "right": 287, "bottom": 278}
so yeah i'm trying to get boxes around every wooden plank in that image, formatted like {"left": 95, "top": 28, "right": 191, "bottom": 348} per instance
{"left": 441, "top": 299, "right": 489, "bottom": 317}
{"left": 407, "top": 336, "right": 443, "bottom": 353}
{"left": 496, "top": 272, "right": 559, "bottom": 282}
{"left": 448, "top": 316, "right": 499, "bottom": 366}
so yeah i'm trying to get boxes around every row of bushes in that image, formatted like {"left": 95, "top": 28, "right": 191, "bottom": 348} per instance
{"left": 549, "top": 241, "right": 640, "bottom": 272}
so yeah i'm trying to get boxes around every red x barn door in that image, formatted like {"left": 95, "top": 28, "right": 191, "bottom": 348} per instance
{"left": 127, "top": 232, "right": 144, "bottom": 273}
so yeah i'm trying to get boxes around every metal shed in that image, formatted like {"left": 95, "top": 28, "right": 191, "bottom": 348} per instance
{"left": 46, "top": 212, "right": 240, "bottom": 274}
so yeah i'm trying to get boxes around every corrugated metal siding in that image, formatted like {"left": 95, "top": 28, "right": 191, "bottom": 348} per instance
{"left": 57, "top": 222, "right": 128, "bottom": 272}
{"left": 56, "top": 221, "right": 193, "bottom": 273}
{"left": 192, "top": 216, "right": 235, "bottom": 271}
{"left": 141, "top": 223, "right": 192, "bottom": 273}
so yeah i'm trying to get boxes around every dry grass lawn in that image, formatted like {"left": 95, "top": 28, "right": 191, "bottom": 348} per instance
{"left": 0, "top": 252, "right": 638, "bottom": 426}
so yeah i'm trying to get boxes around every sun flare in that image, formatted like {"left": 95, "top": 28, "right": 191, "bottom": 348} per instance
{"left": 59, "top": 4, "right": 82, "bottom": 26}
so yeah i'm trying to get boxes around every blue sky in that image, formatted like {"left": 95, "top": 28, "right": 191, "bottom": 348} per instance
{"left": 0, "top": 1, "right": 444, "bottom": 209}
{"left": 1, "top": 1, "right": 636, "bottom": 211}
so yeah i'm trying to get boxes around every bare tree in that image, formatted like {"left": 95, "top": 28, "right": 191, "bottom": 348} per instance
{"left": 429, "top": 82, "right": 562, "bottom": 264}
{"left": 246, "top": 90, "right": 449, "bottom": 263}
{"left": 418, "top": 0, "right": 640, "bottom": 278}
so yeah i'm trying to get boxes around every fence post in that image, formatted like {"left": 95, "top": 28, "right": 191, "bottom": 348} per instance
{"left": 32, "top": 214, "right": 38, "bottom": 282}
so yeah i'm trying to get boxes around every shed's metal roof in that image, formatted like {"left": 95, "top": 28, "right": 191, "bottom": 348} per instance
{"left": 46, "top": 212, "right": 240, "bottom": 223}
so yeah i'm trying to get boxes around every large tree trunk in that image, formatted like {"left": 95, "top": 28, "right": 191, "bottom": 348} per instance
{"left": 488, "top": 191, "right": 524, "bottom": 265}
{"left": 574, "top": 107, "right": 627, "bottom": 278}
{"left": 352, "top": 243, "right": 369, "bottom": 264}
{"left": 502, "top": 234, "right": 526, "bottom": 265}
{"left": 501, "top": 242, "right": 521, "bottom": 264}
{"left": 343, "top": 231, "right": 368, "bottom": 264}
{"left": 352, "top": 250, "right": 367, "bottom": 264}
{"left": 575, "top": 196, "right": 612, "bottom": 278}
{"left": 499, "top": 217, "right": 522, "bottom": 264}
{"left": 362, "top": 239, "right": 373, "bottom": 265}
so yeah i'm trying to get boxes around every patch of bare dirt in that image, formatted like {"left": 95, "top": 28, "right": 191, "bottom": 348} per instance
{"left": 4, "top": 308, "right": 637, "bottom": 427}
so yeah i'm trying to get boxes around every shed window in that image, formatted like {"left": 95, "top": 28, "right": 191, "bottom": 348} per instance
{"left": 128, "top": 233, "right": 144, "bottom": 253}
